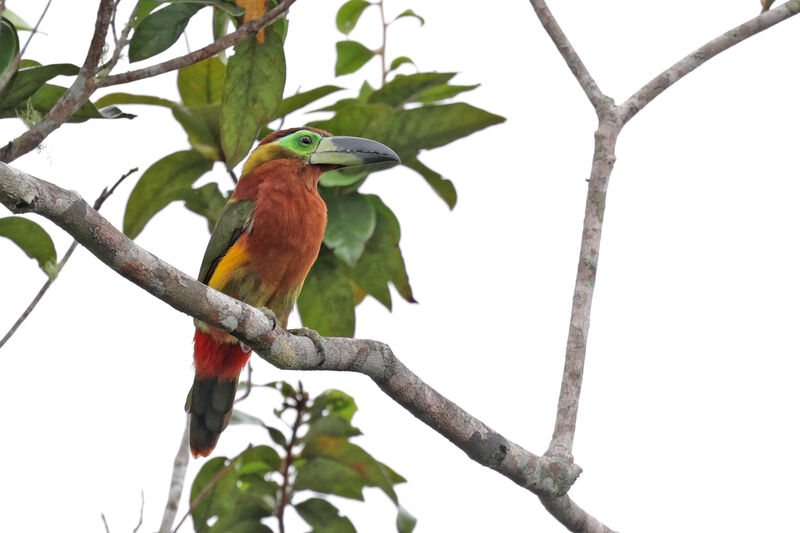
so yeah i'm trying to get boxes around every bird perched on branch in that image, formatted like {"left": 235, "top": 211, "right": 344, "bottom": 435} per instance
{"left": 186, "top": 127, "right": 400, "bottom": 457}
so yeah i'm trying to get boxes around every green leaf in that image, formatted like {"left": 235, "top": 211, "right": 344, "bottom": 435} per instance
{"left": 190, "top": 451, "right": 276, "bottom": 533}
{"left": 334, "top": 41, "right": 375, "bottom": 76}
{"left": 319, "top": 168, "right": 367, "bottom": 188}
{"left": 404, "top": 157, "right": 456, "bottom": 209}
{"left": 0, "top": 18, "right": 20, "bottom": 83}
{"left": 159, "top": 0, "right": 244, "bottom": 16}
{"left": 396, "top": 506, "right": 417, "bottom": 533}
{"left": 265, "top": 426, "right": 287, "bottom": 447}
{"left": 368, "top": 72, "right": 455, "bottom": 107}
{"left": 301, "top": 435, "right": 405, "bottom": 503}
{"left": 348, "top": 196, "right": 414, "bottom": 309}
{"left": 93, "top": 92, "right": 177, "bottom": 109}
{"left": 308, "top": 389, "right": 358, "bottom": 422}
{"left": 388, "top": 56, "right": 414, "bottom": 72}
{"left": 183, "top": 182, "right": 227, "bottom": 232}
{"left": 0, "top": 63, "right": 79, "bottom": 111}
{"left": 123, "top": 150, "right": 214, "bottom": 238}
{"left": 322, "top": 191, "right": 376, "bottom": 267}
{"left": 412, "top": 82, "right": 480, "bottom": 104}
{"left": 3, "top": 10, "right": 34, "bottom": 31}
{"left": 309, "top": 102, "right": 505, "bottom": 163}
{"left": 295, "top": 498, "right": 357, "bottom": 533}
{"left": 230, "top": 409, "right": 267, "bottom": 428}
{"left": 133, "top": 0, "right": 160, "bottom": 27}
{"left": 272, "top": 85, "right": 343, "bottom": 119}
{"left": 0, "top": 217, "right": 57, "bottom": 277}
{"left": 0, "top": 84, "right": 135, "bottom": 122}
{"left": 335, "top": 0, "right": 371, "bottom": 35}
{"left": 305, "top": 416, "right": 361, "bottom": 440}
{"left": 129, "top": 4, "right": 204, "bottom": 62}
{"left": 393, "top": 9, "right": 424, "bottom": 25}
{"left": 172, "top": 104, "right": 223, "bottom": 160}
{"left": 212, "top": 7, "right": 232, "bottom": 41}
{"left": 221, "top": 31, "right": 286, "bottom": 168}
{"left": 297, "top": 249, "right": 355, "bottom": 337}
{"left": 293, "top": 458, "right": 366, "bottom": 500}
{"left": 178, "top": 55, "right": 226, "bottom": 105}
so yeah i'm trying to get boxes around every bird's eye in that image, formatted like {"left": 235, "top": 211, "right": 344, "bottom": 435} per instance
{"left": 298, "top": 135, "right": 314, "bottom": 147}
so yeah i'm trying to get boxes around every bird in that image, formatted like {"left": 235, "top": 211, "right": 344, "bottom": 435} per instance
{"left": 186, "top": 127, "right": 400, "bottom": 457}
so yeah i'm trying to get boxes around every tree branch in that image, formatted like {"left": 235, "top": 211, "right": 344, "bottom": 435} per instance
{"left": 158, "top": 418, "right": 190, "bottom": 533}
{"left": 95, "top": 0, "right": 297, "bottom": 88}
{"left": 0, "top": 0, "right": 299, "bottom": 165}
{"left": 0, "top": 161, "right": 596, "bottom": 507}
{"left": 0, "top": 0, "right": 115, "bottom": 164}
{"left": 528, "top": 0, "right": 608, "bottom": 112}
{"left": 619, "top": 0, "right": 800, "bottom": 124}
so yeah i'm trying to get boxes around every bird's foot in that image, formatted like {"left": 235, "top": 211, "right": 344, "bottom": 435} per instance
{"left": 258, "top": 307, "right": 278, "bottom": 330}
{"left": 288, "top": 327, "right": 326, "bottom": 367}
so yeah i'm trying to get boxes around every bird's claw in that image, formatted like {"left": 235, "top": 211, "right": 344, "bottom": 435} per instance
{"left": 288, "top": 327, "right": 326, "bottom": 366}
{"left": 258, "top": 307, "right": 278, "bottom": 330}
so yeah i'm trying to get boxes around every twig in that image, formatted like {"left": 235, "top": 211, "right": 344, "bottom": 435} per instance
{"left": 528, "top": 0, "right": 608, "bottom": 112}
{"left": 227, "top": 168, "right": 238, "bottom": 185}
{"left": 234, "top": 361, "right": 253, "bottom": 403}
{"left": 171, "top": 446, "right": 252, "bottom": 533}
{"left": 96, "top": 0, "right": 297, "bottom": 88}
{"left": 619, "top": 0, "right": 800, "bottom": 124}
{"left": 0, "top": 0, "right": 54, "bottom": 94}
{"left": 0, "top": 167, "right": 136, "bottom": 350}
{"left": 276, "top": 384, "right": 307, "bottom": 533}
{"left": 133, "top": 490, "right": 144, "bottom": 533}
{"left": 378, "top": 0, "right": 388, "bottom": 86}
{"left": 97, "top": 0, "right": 138, "bottom": 75}
{"left": 101, "top": 513, "right": 111, "bottom": 533}
{"left": 158, "top": 418, "right": 191, "bottom": 533}
{"left": 0, "top": 0, "right": 116, "bottom": 163}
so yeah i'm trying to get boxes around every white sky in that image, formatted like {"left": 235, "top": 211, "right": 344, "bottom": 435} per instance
{"left": 2, "top": 1, "right": 799, "bottom": 532}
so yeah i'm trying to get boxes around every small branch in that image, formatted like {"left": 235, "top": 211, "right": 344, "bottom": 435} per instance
{"left": 528, "top": 0, "right": 608, "bottom": 112}
{"left": 276, "top": 384, "right": 307, "bottom": 533}
{"left": 619, "top": 0, "right": 800, "bottom": 124}
{"left": 96, "top": 0, "right": 297, "bottom": 88}
{"left": 0, "top": 167, "right": 136, "bottom": 351}
{"left": 133, "top": 491, "right": 144, "bottom": 533}
{"left": 0, "top": 0, "right": 115, "bottom": 163}
{"left": 227, "top": 168, "right": 238, "bottom": 185}
{"left": 378, "top": 0, "right": 388, "bottom": 86}
{"left": 172, "top": 446, "right": 252, "bottom": 533}
{"left": 234, "top": 361, "right": 253, "bottom": 403}
{"left": 158, "top": 418, "right": 191, "bottom": 533}
{"left": 101, "top": 513, "right": 111, "bottom": 533}
{"left": 97, "top": 1, "right": 138, "bottom": 75}
{"left": 0, "top": 0, "right": 54, "bottom": 94}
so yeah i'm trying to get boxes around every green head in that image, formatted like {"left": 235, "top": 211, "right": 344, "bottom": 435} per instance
{"left": 242, "top": 127, "right": 400, "bottom": 176}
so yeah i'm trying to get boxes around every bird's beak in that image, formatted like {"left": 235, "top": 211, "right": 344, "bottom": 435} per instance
{"left": 309, "top": 136, "right": 401, "bottom": 168}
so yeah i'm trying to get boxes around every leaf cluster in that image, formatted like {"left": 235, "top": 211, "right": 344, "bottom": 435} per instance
{"left": 191, "top": 381, "right": 415, "bottom": 533}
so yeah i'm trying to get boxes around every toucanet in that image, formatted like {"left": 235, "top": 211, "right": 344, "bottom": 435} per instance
{"left": 186, "top": 127, "right": 400, "bottom": 457}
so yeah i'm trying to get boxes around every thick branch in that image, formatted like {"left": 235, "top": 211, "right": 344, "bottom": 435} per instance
{"left": 619, "top": 0, "right": 800, "bottom": 123}
{"left": 528, "top": 0, "right": 608, "bottom": 112}
{"left": 0, "top": 0, "right": 115, "bottom": 163}
{"left": 95, "top": 0, "right": 297, "bottom": 88}
{"left": 0, "top": 161, "right": 584, "bottom": 501}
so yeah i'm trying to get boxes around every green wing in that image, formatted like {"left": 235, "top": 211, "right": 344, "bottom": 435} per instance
{"left": 198, "top": 198, "right": 255, "bottom": 284}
